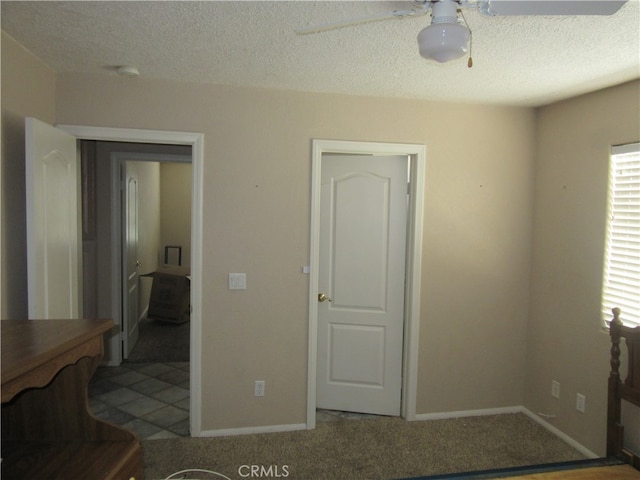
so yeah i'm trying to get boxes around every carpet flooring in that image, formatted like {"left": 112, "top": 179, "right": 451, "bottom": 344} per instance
{"left": 127, "top": 317, "right": 190, "bottom": 363}
{"left": 142, "top": 413, "right": 585, "bottom": 480}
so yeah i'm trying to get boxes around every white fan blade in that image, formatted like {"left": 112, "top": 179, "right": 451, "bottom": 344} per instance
{"left": 478, "top": 0, "right": 627, "bottom": 16}
{"left": 295, "top": 8, "right": 428, "bottom": 35}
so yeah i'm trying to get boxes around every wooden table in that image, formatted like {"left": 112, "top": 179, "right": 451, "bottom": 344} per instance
{"left": 1, "top": 319, "right": 143, "bottom": 479}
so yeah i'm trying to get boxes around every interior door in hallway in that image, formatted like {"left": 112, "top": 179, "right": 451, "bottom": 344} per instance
{"left": 317, "top": 154, "right": 408, "bottom": 416}
{"left": 25, "top": 118, "right": 81, "bottom": 318}
{"left": 122, "top": 167, "right": 140, "bottom": 358}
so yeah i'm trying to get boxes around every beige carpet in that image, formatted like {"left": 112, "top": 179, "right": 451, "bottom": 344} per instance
{"left": 142, "top": 413, "right": 586, "bottom": 479}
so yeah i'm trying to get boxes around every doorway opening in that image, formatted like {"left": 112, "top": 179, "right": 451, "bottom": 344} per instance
{"left": 59, "top": 123, "right": 204, "bottom": 438}
{"left": 82, "top": 143, "right": 193, "bottom": 438}
{"left": 81, "top": 142, "right": 192, "bottom": 364}
{"left": 121, "top": 156, "right": 192, "bottom": 363}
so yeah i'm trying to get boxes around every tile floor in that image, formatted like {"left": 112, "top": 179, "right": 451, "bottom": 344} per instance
{"left": 88, "top": 362, "right": 190, "bottom": 440}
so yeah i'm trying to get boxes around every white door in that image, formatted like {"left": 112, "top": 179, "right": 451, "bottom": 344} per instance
{"left": 122, "top": 167, "right": 140, "bottom": 357}
{"left": 25, "top": 118, "right": 81, "bottom": 318}
{"left": 317, "top": 154, "right": 408, "bottom": 416}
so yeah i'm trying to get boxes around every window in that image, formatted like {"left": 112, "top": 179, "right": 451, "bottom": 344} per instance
{"left": 601, "top": 143, "right": 640, "bottom": 328}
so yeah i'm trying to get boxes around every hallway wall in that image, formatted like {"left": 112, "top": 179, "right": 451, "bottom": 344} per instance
{"left": 161, "top": 162, "right": 192, "bottom": 270}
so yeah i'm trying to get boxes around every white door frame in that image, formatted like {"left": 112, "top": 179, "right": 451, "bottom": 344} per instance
{"left": 57, "top": 124, "right": 204, "bottom": 437}
{"left": 307, "top": 139, "right": 425, "bottom": 429}
{"left": 111, "top": 152, "right": 191, "bottom": 361}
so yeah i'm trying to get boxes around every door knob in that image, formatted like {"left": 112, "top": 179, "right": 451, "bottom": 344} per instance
{"left": 318, "top": 293, "right": 332, "bottom": 303}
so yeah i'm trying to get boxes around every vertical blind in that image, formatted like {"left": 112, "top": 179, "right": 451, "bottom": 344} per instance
{"left": 602, "top": 143, "right": 640, "bottom": 327}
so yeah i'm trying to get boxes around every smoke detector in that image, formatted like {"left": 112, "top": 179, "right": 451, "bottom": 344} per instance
{"left": 116, "top": 65, "right": 139, "bottom": 77}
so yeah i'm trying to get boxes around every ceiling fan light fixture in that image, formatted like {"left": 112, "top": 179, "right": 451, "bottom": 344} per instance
{"left": 417, "top": 23, "right": 470, "bottom": 62}
{"left": 417, "top": 0, "right": 470, "bottom": 63}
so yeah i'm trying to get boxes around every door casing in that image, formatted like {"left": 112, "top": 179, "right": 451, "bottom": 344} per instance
{"left": 123, "top": 166, "right": 140, "bottom": 358}
{"left": 58, "top": 124, "right": 204, "bottom": 437}
{"left": 307, "top": 139, "right": 425, "bottom": 429}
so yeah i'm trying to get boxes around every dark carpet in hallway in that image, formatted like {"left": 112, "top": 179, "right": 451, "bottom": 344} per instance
{"left": 126, "top": 317, "right": 189, "bottom": 363}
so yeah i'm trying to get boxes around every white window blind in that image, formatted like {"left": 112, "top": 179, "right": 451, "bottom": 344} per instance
{"left": 601, "top": 143, "right": 640, "bottom": 328}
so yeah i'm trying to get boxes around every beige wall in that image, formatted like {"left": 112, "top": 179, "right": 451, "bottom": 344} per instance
{"left": 161, "top": 162, "right": 192, "bottom": 269}
{"left": 1, "top": 32, "right": 56, "bottom": 319}
{"left": 526, "top": 79, "right": 640, "bottom": 455}
{"left": 52, "top": 72, "right": 536, "bottom": 430}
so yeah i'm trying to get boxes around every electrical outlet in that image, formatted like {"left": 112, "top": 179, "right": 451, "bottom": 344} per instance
{"left": 229, "top": 273, "right": 247, "bottom": 290}
{"left": 254, "top": 380, "right": 265, "bottom": 397}
{"left": 576, "top": 393, "right": 586, "bottom": 413}
{"left": 551, "top": 380, "right": 560, "bottom": 399}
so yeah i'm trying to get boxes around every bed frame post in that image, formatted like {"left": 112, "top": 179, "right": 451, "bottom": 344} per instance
{"left": 607, "top": 308, "right": 624, "bottom": 458}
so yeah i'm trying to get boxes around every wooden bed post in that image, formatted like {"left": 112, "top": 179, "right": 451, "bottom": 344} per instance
{"left": 607, "top": 308, "right": 624, "bottom": 458}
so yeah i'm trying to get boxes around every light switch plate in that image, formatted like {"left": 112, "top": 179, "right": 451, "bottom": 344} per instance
{"left": 229, "top": 273, "right": 246, "bottom": 290}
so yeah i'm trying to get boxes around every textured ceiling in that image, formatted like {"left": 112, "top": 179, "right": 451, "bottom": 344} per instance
{"left": 2, "top": 1, "right": 639, "bottom": 106}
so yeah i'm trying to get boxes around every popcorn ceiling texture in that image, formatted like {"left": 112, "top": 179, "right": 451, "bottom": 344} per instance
{"left": 2, "top": 0, "right": 638, "bottom": 107}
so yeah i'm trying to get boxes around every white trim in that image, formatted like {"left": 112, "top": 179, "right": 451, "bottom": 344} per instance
{"left": 415, "top": 406, "right": 523, "bottom": 421}
{"left": 200, "top": 423, "right": 307, "bottom": 438}
{"left": 57, "top": 124, "right": 204, "bottom": 438}
{"left": 110, "top": 158, "right": 123, "bottom": 363}
{"left": 307, "top": 139, "right": 425, "bottom": 429}
{"left": 113, "top": 152, "right": 192, "bottom": 164}
{"left": 521, "top": 408, "right": 599, "bottom": 459}
{"left": 404, "top": 151, "right": 425, "bottom": 421}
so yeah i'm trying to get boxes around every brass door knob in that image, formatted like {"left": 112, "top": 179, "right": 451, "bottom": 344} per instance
{"left": 318, "top": 293, "right": 332, "bottom": 303}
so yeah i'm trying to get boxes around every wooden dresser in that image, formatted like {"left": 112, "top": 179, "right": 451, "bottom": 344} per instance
{"left": 1, "top": 319, "right": 143, "bottom": 479}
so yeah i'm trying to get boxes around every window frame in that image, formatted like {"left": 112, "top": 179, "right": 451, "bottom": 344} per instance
{"left": 601, "top": 142, "right": 640, "bottom": 329}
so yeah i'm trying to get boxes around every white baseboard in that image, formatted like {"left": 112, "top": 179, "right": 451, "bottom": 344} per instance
{"left": 199, "top": 423, "right": 307, "bottom": 438}
{"left": 521, "top": 408, "right": 598, "bottom": 459}
{"left": 414, "top": 405, "right": 523, "bottom": 421}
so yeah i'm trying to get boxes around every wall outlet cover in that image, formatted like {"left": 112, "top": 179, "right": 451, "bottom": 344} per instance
{"left": 229, "top": 273, "right": 247, "bottom": 290}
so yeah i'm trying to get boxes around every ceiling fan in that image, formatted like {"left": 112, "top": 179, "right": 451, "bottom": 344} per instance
{"left": 295, "top": 0, "right": 628, "bottom": 65}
